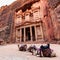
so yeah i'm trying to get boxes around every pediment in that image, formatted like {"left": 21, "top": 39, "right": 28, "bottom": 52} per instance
{"left": 22, "top": 21, "right": 33, "bottom": 25}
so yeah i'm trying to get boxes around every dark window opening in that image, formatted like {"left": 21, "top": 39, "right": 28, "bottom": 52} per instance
{"left": 32, "top": 26, "right": 36, "bottom": 41}
{"left": 21, "top": 28, "right": 24, "bottom": 42}
{"left": 17, "top": 29, "right": 20, "bottom": 31}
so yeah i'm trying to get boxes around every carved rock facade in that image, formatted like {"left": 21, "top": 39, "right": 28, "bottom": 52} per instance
{"left": 0, "top": 0, "right": 60, "bottom": 43}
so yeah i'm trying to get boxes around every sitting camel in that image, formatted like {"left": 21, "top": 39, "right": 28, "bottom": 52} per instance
{"left": 18, "top": 44, "right": 27, "bottom": 51}
{"left": 27, "top": 45, "right": 37, "bottom": 53}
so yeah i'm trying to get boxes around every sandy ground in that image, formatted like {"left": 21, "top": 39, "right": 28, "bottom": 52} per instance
{"left": 0, "top": 44, "right": 60, "bottom": 60}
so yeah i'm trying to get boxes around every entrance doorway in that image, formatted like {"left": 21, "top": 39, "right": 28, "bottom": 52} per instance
{"left": 26, "top": 27, "right": 31, "bottom": 41}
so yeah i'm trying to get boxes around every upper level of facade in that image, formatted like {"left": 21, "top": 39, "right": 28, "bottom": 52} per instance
{"left": 15, "top": 0, "right": 48, "bottom": 27}
{"left": 15, "top": 1, "right": 41, "bottom": 26}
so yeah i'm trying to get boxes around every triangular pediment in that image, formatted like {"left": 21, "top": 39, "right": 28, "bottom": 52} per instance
{"left": 22, "top": 21, "right": 33, "bottom": 25}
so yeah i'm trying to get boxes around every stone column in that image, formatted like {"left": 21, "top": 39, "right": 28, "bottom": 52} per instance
{"left": 34, "top": 26, "right": 37, "bottom": 41}
{"left": 24, "top": 28, "right": 26, "bottom": 42}
{"left": 30, "top": 26, "right": 33, "bottom": 42}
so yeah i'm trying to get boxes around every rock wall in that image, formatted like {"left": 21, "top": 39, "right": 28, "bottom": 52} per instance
{"left": 48, "top": 0, "right": 60, "bottom": 40}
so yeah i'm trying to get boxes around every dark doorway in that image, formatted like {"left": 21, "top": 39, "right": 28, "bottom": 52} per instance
{"left": 32, "top": 26, "right": 36, "bottom": 41}
{"left": 21, "top": 28, "right": 24, "bottom": 42}
{"left": 26, "top": 27, "right": 31, "bottom": 41}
